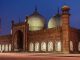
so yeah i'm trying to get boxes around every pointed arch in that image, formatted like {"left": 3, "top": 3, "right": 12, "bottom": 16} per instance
{"left": 78, "top": 42, "right": 80, "bottom": 51}
{"left": 5, "top": 44, "right": 8, "bottom": 52}
{"left": 29, "top": 42, "right": 34, "bottom": 51}
{"left": 9, "top": 44, "right": 11, "bottom": 51}
{"left": 35, "top": 42, "right": 39, "bottom": 51}
{"left": 0, "top": 44, "right": 1, "bottom": 51}
{"left": 55, "top": 41, "right": 61, "bottom": 52}
{"left": 70, "top": 41, "right": 73, "bottom": 51}
{"left": 2, "top": 44, "right": 5, "bottom": 51}
{"left": 41, "top": 42, "right": 46, "bottom": 51}
{"left": 48, "top": 41, "right": 53, "bottom": 51}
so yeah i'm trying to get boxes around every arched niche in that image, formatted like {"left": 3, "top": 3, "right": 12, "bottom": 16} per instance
{"left": 29, "top": 42, "right": 34, "bottom": 51}
{"left": 70, "top": 41, "right": 73, "bottom": 51}
{"left": 41, "top": 42, "right": 46, "bottom": 51}
{"left": 48, "top": 41, "right": 53, "bottom": 51}
{"left": 55, "top": 41, "right": 61, "bottom": 52}
{"left": 35, "top": 42, "right": 39, "bottom": 51}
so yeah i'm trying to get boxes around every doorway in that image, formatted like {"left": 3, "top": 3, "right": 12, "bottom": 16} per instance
{"left": 17, "top": 30, "right": 23, "bottom": 51}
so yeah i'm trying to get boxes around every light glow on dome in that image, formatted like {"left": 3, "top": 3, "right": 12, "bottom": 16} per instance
{"left": 48, "top": 18, "right": 57, "bottom": 28}
{"left": 28, "top": 16, "right": 44, "bottom": 31}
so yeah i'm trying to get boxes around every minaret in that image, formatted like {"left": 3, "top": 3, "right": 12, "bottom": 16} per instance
{"left": 25, "top": 16, "right": 29, "bottom": 51}
{"left": 11, "top": 19, "right": 14, "bottom": 51}
{"left": 11, "top": 20, "right": 14, "bottom": 34}
{"left": 61, "top": 5, "right": 70, "bottom": 53}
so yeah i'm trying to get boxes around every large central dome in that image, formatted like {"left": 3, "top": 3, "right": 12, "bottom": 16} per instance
{"left": 27, "top": 8, "right": 45, "bottom": 31}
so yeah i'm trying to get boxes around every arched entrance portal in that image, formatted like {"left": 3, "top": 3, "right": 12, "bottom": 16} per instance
{"left": 17, "top": 30, "right": 23, "bottom": 51}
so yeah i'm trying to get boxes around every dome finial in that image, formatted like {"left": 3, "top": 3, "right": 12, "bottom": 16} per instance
{"left": 57, "top": 7, "right": 59, "bottom": 14}
{"left": 35, "top": 5, "right": 37, "bottom": 12}
{"left": 56, "top": 0, "right": 59, "bottom": 14}
{"left": 55, "top": 7, "right": 60, "bottom": 17}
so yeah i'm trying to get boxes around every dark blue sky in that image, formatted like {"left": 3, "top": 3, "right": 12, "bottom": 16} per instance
{"left": 0, "top": 0, "right": 80, "bottom": 35}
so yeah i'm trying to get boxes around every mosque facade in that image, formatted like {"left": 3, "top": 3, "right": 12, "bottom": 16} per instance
{"left": 0, "top": 5, "right": 80, "bottom": 54}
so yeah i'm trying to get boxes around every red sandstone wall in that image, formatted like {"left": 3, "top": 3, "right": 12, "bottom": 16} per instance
{"left": 70, "top": 28, "right": 79, "bottom": 53}
{"left": 0, "top": 35, "right": 12, "bottom": 44}
{"left": 28, "top": 28, "right": 61, "bottom": 42}
{"left": 27, "top": 27, "right": 62, "bottom": 51}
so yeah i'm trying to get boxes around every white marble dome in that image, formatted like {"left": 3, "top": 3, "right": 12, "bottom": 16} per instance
{"left": 27, "top": 11, "right": 45, "bottom": 31}
{"left": 48, "top": 17, "right": 57, "bottom": 28}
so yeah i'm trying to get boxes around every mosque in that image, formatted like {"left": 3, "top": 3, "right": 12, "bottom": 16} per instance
{"left": 0, "top": 5, "right": 80, "bottom": 54}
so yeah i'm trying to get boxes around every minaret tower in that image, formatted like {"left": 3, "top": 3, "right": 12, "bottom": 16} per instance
{"left": 61, "top": 5, "right": 70, "bottom": 53}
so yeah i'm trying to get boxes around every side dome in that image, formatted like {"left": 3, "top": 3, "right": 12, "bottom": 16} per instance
{"left": 27, "top": 9, "right": 45, "bottom": 31}
{"left": 48, "top": 17, "right": 57, "bottom": 28}
{"left": 48, "top": 10, "right": 61, "bottom": 29}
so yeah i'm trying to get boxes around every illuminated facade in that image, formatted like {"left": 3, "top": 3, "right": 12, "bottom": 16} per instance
{"left": 0, "top": 5, "right": 80, "bottom": 54}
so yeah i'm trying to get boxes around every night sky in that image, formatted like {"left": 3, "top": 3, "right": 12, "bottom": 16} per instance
{"left": 0, "top": 0, "right": 80, "bottom": 35}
